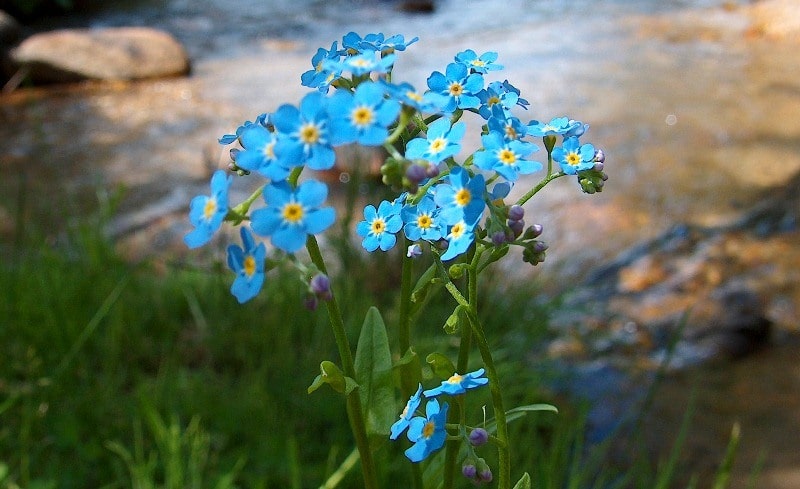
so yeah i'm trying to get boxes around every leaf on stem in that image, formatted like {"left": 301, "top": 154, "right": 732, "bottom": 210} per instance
{"left": 354, "top": 307, "right": 396, "bottom": 437}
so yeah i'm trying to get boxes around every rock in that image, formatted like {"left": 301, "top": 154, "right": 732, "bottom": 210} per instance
{"left": 747, "top": 0, "right": 800, "bottom": 41}
{"left": 0, "top": 10, "right": 22, "bottom": 46}
{"left": 10, "top": 27, "right": 190, "bottom": 83}
{"left": 548, "top": 170, "right": 800, "bottom": 368}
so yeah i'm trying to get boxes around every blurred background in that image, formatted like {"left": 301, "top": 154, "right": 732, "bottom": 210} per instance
{"left": 0, "top": 0, "right": 798, "bottom": 487}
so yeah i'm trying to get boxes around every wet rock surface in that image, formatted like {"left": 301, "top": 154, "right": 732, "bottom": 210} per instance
{"left": 8, "top": 27, "right": 190, "bottom": 83}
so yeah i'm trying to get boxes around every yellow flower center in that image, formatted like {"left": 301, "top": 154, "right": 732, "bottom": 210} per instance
{"left": 487, "top": 95, "right": 500, "bottom": 106}
{"left": 472, "top": 60, "right": 486, "bottom": 67}
{"left": 203, "top": 198, "right": 217, "bottom": 220}
{"left": 300, "top": 123, "right": 320, "bottom": 144}
{"left": 429, "top": 137, "right": 447, "bottom": 154}
{"left": 449, "top": 222, "right": 465, "bottom": 239}
{"left": 417, "top": 214, "right": 432, "bottom": 229}
{"left": 351, "top": 58, "right": 372, "bottom": 68}
{"left": 263, "top": 141, "right": 275, "bottom": 159}
{"left": 406, "top": 90, "right": 423, "bottom": 102}
{"left": 282, "top": 203, "right": 304, "bottom": 223}
{"left": 448, "top": 82, "right": 464, "bottom": 97}
{"left": 243, "top": 255, "right": 257, "bottom": 277}
{"left": 352, "top": 106, "right": 374, "bottom": 127}
{"left": 422, "top": 420, "right": 436, "bottom": 439}
{"left": 447, "top": 373, "right": 464, "bottom": 384}
{"left": 505, "top": 126, "right": 517, "bottom": 140}
{"left": 455, "top": 188, "right": 471, "bottom": 207}
{"left": 371, "top": 218, "right": 386, "bottom": 235}
{"left": 498, "top": 148, "right": 517, "bottom": 165}
{"left": 566, "top": 152, "right": 581, "bottom": 166}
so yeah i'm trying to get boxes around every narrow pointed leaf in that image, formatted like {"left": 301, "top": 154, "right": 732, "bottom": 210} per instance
{"left": 354, "top": 307, "right": 395, "bottom": 437}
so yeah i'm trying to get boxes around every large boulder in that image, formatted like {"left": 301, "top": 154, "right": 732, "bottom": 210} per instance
{"left": 10, "top": 26, "right": 190, "bottom": 83}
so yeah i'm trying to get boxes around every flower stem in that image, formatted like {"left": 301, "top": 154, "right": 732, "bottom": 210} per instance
{"left": 466, "top": 248, "right": 511, "bottom": 489}
{"left": 305, "top": 235, "right": 379, "bottom": 489}
{"left": 514, "top": 171, "right": 564, "bottom": 207}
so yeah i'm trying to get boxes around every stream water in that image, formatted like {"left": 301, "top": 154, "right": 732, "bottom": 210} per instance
{"left": 1, "top": 0, "right": 799, "bottom": 486}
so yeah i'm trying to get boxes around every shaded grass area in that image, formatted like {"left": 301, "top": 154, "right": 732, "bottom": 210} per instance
{"left": 0, "top": 207, "right": 747, "bottom": 488}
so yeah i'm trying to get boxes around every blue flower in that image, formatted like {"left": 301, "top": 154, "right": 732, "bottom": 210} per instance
{"left": 405, "top": 117, "right": 465, "bottom": 164}
{"left": 553, "top": 136, "right": 596, "bottom": 175}
{"left": 390, "top": 384, "right": 423, "bottom": 440}
{"left": 380, "top": 81, "right": 444, "bottom": 113}
{"left": 527, "top": 116, "right": 582, "bottom": 137}
{"left": 218, "top": 113, "right": 269, "bottom": 145}
{"left": 455, "top": 49, "right": 503, "bottom": 74}
{"left": 487, "top": 105, "right": 527, "bottom": 141}
{"left": 361, "top": 33, "right": 419, "bottom": 53}
{"left": 328, "top": 52, "right": 396, "bottom": 77}
{"left": 439, "top": 218, "right": 477, "bottom": 261}
{"left": 423, "top": 368, "right": 488, "bottom": 397}
{"left": 433, "top": 166, "right": 486, "bottom": 225}
{"left": 404, "top": 398, "right": 449, "bottom": 463}
{"left": 184, "top": 170, "right": 231, "bottom": 249}
{"left": 401, "top": 193, "right": 443, "bottom": 242}
{"left": 272, "top": 92, "right": 335, "bottom": 171}
{"left": 478, "top": 81, "right": 520, "bottom": 119}
{"left": 234, "top": 125, "right": 291, "bottom": 181}
{"left": 427, "top": 62, "right": 484, "bottom": 112}
{"left": 473, "top": 131, "right": 541, "bottom": 182}
{"left": 300, "top": 41, "right": 342, "bottom": 93}
{"left": 226, "top": 226, "right": 266, "bottom": 304}
{"left": 356, "top": 199, "right": 403, "bottom": 252}
{"left": 250, "top": 180, "right": 335, "bottom": 253}
{"left": 328, "top": 81, "right": 400, "bottom": 146}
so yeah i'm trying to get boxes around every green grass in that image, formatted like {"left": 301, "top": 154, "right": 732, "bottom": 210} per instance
{"left": 0, "top": 202, "right": 748, "bottom": 488}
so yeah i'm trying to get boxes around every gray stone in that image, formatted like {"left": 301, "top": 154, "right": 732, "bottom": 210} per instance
{"left": 10, "top": 27, "right": 190, "bottom": 83}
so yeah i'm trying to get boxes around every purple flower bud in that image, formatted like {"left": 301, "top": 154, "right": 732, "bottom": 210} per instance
{"left": 405, "top": 164, "right": 427, "bottom": 185}
{"left": 491, "top": 231, "right": 507, "bottom": 246}
{"left": 479, "top": 468, "right": 493, "bottom": 483}
{"left": 229, "top": 147, "right": 240, "bottom": 161}
{"left": 507, "top": 205, "right": 525, "bottom": 222}
{"left": 407, "top": 243, "right": 422, "bottom": 258}
{"left": 425, "top": 163, "right": 440, "bottom": 179}
{"left": 522, "top": 223, "right": 543, "bottom": 240}
{"left": 594, "top": 148, "right": 605, "bottom": 163}
{"left": 462, "top": 464, "right": 477, "bottom": 479}
{"left": 310, "top": 274, "right": 332, "bottom": 301}
{"left": 533, "top": 241, "right": 548, "bottom": 253}
{"left": 507, "top": 219, "right": 524, "bottom": 238}
{"left": 304, "top": 294, "right": 318, "bottom": 311}
{"left": 469, "top": 428, "right": 489, "bottom": 446}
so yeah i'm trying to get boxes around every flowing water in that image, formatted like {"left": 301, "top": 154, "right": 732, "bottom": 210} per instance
{"left": 1, "top": 0, "right": 799, "bottom": 486}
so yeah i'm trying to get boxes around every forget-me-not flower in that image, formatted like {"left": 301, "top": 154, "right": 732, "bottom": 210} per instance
{"left": 184, "top": 170, "right": 231, "bottom": 249}
{"left": 427, "top": 62, "right": 484, "bottom": 112}
{"left": 423, "top": 368, "right": 488, "bottom": 397}
{"left": 405, "top": 117, "right": 465, "bottom": 164}
{"left": 439, "top": 218, "right": 478, "bottom": 261}
{"left": 301, "top": 41, "right": 342, "bottom": 92}
{"left": 455, "top": 49, "right": 503, "bottom": 74}
{"left": 328, "top": 81, "right": 400, "bottom": 146}
{"left": 357, "top": 199, "right": 403, "bottom": 252}
{"left": 401, "top": 193, "right": 443, "bottom": 242}
{"left": 390, "top": 384, "right": 423, "bottom": 440}
{"left": 433, "top": 166, "right": 486, "bottom": 225}
{"left": 405, "top": 398, "right": 449, "bottom": 463}
{"left": 234, "top": 124, "right": 291, "bottom": 181}
{"left": 226, "top": 226, "right": 266, "bottom": 304}
{"left": 473, "top": 131, "right": 541, "bottom": 182}
{"left": 553, "top": 136, "right": 596, "bottom": 175}
{"left": 272, "top": 92, "right": 335, "bottom": 171}
{"left": 250, "top": 180, "right": 335, "bottom": 253}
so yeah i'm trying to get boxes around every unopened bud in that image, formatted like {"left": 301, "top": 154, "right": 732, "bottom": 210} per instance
{"left": 507, "top": 219, "right": 524, "bottom": 238}
{"left": 405, "top": 164, "right": 427, "bottom": 185}
{"left": 310, "top": 274, "right": 332, "bottom": 301}
{"left": 507, "top": 205, "right": 525, "bottom": 222}
{"left": 491, "top": 231, "right": 507, "bottom": 246}
{"left": 594, "top": 148, "right": 605, "bottom": 163}
{"left": 469, "top": 428, "right": 489, "bottom": 446}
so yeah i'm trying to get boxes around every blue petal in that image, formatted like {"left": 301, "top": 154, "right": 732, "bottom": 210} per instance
{"left": 297, "top": 180, "right": 329, "bottom": 208}
{"left": 250, "top": 207, "right": 281, "bottom": 237}
{"left": 272, "top": 226, "right": 306, "bottom": 253}
{"left": 305, "top": 207, "right": 336, "bottom": 234}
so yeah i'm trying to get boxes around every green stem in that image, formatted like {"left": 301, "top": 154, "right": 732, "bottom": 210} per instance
{"left": 466, "top": 308, "right": 510, "bottom": 489}
{"left": 305, "top": 235, "right": 379, "bottom": 489}
{"left": 514, "top": 171, "right": 564, "bottom": 207}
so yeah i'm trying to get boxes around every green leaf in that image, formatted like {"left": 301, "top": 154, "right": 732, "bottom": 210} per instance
{"left": 512, "top": 472, "right": 531, "bottom": 489}
{"left": 426, "top": 352, "right": 456, "bottom": 380}
{"left": 307, "top": 361, "right": 353, "bottom": 395}
{"left": 354, "top": 307, "right": 395, "bottom": 437}
{"left": 485, "top": 403, "right": 559, "bottom": 434}
{"left": 443, "top": 305, "right": 464, "bottom": 334}
{"left": 410, "top": 264, "right": 437, "bottom": 303}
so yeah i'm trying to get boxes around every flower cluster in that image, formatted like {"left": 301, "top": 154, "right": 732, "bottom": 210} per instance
{"left": 184, "top": 27, "right": 606, "bottom": 329}
{"left": 389, "top": 369, "right": 488, "bottom": 463}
